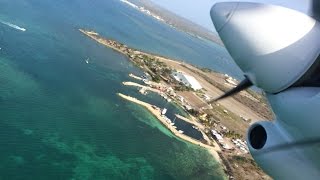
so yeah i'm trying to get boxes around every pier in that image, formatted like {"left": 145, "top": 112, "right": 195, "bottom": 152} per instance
{"left": 122, "top": 81, "right": 161, "bottom": 94}
{"left": 129, "top": 73, "right": 143, "bottom": 81}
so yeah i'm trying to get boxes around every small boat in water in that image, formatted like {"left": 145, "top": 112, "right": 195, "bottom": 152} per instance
{"left": 192, "top": 125, "right": 199, "bottom": 130}
{"left": 139, "top": 87, "right": 148, "bottom": 95}
{"left": 178, "top": 130, "right": 184, "bottom": 134}
{"left": 85, "top": 58, "right": 89, "bottom": 64}
{"left": 161, "top": 108, "right": 167, "bottom": 115}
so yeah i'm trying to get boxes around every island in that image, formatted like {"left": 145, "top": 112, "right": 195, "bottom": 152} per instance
{"left": 79, "top": 29, "right": 272, "bottom": 180}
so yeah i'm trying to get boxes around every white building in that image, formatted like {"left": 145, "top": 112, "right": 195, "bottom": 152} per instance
{"left": 172, "top": 71, "right": 202, "bottom": 90}
{"left": 211, "top": 130, "right": 224, "bottom": 143}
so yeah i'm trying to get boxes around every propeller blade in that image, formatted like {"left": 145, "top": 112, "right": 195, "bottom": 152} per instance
{"left": 312, "top": 0, "right": 320, "bottom": 21}
{"left": 208, "top": 77, "right": 252, "bottom": 104}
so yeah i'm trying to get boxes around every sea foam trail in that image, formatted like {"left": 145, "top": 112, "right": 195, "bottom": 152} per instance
{"left": 0, "top": 21, "right": 26, "bottom": 32}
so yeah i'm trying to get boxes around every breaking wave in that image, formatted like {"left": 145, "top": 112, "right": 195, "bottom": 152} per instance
{"left": 0, "top": 21, "right": 26, "bottom": 32}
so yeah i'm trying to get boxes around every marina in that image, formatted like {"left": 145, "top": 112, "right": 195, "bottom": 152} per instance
{"left": 117, "top": 93, "right": 222, "bottom": 162}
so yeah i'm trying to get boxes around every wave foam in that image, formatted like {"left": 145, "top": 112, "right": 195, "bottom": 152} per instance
{"left": 0, "top": 21, "right": 26, "bottom": 32}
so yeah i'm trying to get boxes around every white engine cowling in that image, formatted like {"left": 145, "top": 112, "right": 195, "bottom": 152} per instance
{"left": 247, "top": 87, "right": 320, "bottom": 180}
{"left": 247, "top": 121, "right": 319, "bottom": 179}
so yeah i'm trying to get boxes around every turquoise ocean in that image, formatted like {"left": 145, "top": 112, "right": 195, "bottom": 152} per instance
{"left": 0, "top": 0, "right": 242, "bottom": 179}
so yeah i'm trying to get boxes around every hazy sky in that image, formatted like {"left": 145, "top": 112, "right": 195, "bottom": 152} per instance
{"left": 150, "top": 0, "right": 311, "bottom": 31}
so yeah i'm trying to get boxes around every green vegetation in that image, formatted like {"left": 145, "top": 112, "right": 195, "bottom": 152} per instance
{"left": 187, "top": 109, "right": 200, "bottom": 116}
{"left": 186, "top": 64, "right": 217, "bottom": 73}
{"left": 201, "top": 113, "right": 220, "bottom": 125}
{"left": 231, "top": 155, "right": 261, "bottom": 170}
{"left": 162, "top": 68, "right": 172, "bottom": 77}
{"left": 174, "top": 84, "right": 193, "bottom": 91}
{"left": 224, "top": 131, "right": 243, "bottom": 139}
{"left": 137, "top": 55, "right": 175, "bottom": 84}
{"left": 151, "top": 75, "right": 161, "bottom": 83}
{"left": 200, "top": 67, "right": 213, "bottom": 73}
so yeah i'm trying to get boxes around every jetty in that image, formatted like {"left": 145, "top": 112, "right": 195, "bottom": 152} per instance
{"left": 129, "top": 73, "right": 143, "bottom": 81}
{"left": 122, "top": 81, "right": 161, "bottom": 94}
{"left": 175, "top": 114, "right": 204, "bottom": 129}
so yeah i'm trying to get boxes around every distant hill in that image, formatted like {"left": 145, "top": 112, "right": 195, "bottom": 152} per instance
{"left": 130, "top": 0, "right": 223, "bottom": 46}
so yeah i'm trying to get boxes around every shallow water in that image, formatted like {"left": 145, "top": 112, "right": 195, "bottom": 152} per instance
{"left": 0, "top": 0, "right": 238, "bottom": 179}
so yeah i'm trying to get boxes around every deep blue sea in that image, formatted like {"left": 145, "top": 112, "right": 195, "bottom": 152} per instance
{"left": 0, "top": 0, "right": 242, "bottom": 179}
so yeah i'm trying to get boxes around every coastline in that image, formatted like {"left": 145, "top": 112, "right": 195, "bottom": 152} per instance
{"left": 80, "top": 28, "right": 272, "bottom": 179}
{"left": 117, "top": 93, "right": 222, "bottom": 163}
{"left": 119, "top": 0, "right": 224, "bottom": 46}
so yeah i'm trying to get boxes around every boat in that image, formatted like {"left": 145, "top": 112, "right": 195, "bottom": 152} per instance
{"left": 139, "top": 87, "right": 148, "bottom": 95}
{"left": 161, "top": 108, "right": 167, "bottom": 115}
{"left": 85, "top": 58, "right": 89, "bottom": 64}
{"left": 178, "top": 130, "right": 184, "bottom": 134}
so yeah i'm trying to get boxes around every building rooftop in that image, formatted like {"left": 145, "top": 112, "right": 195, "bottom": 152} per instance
{"left": 172, "top": 71, "right": 202, "bottom": 90}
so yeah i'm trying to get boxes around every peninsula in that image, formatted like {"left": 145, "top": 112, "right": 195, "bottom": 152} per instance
{"left": 79, "top": 29, "right": 272, "bottom": 180}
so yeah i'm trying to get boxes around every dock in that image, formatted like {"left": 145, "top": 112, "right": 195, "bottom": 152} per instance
{"left": 175, "top": 114, "right": 205, "bottom": 129}
{"left": 122, "top": 81, "right": 161, "bottom": 94}
{"left": 129, "top": 73, "right": 143, "bottom": 81}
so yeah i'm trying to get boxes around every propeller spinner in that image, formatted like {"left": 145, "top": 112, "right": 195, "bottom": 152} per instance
{"left": 210, "top": 2, "right": 320, "bottom": 100}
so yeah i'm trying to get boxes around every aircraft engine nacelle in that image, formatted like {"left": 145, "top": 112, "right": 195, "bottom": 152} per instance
{"left": 247, "top": 87, "right": 320, "bottom": 179}
{"left": 247, "top": 121, "right": 320, "bottom": 179}
{"left": 210, "top": 1, "right": 320, "bottom": 179}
